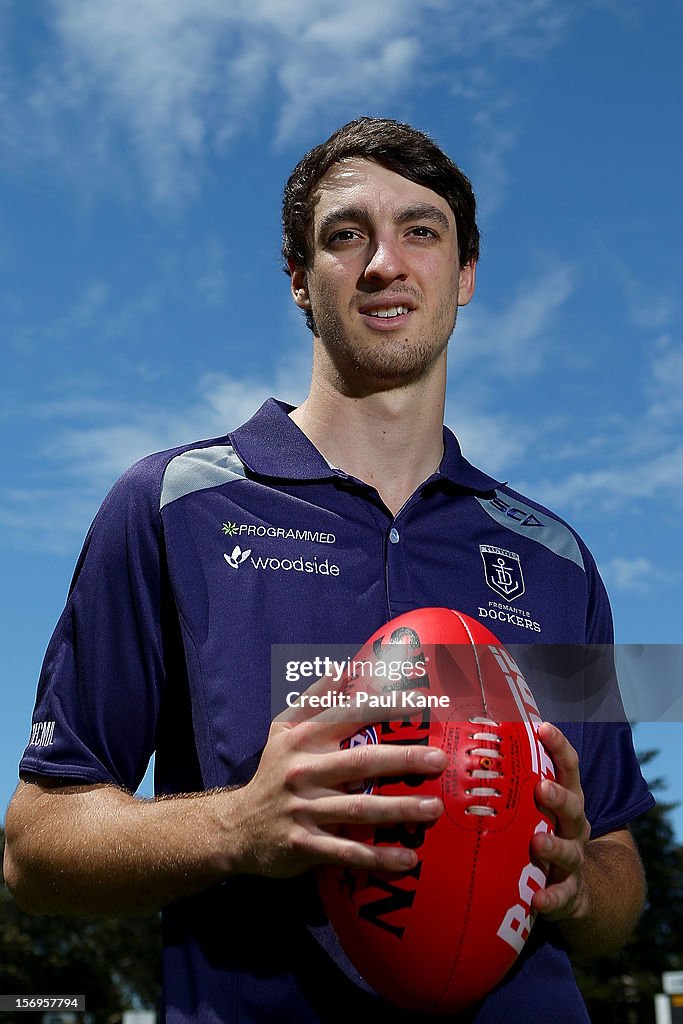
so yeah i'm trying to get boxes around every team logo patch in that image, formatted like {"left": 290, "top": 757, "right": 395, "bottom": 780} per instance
{"left": 480, "top": 545, "right": 526, "bottom": 601}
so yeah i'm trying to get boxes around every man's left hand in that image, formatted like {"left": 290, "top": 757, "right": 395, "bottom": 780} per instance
{"left": 530, "top": 722, "right": 592, "bottom": 922}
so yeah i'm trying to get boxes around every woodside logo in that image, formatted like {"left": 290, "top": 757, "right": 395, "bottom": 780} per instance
{"left": 223, "top": 544, "right": 341, "bottom": 576}
{"left": 249, "top": 553, "right": 341, "bottom": 576}
{"left": 224, "top": 545, "right": 251, "bottom": 568}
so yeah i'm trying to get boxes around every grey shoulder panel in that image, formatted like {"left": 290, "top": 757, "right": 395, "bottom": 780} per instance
{"left": 475, "top": 492, "right": 585, "bottom": 570}
{"left": 160, "top": 445, "right": 247, "bottom": 510}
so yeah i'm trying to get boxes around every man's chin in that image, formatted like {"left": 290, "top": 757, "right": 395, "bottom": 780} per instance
{"left": 314, "top": 324, "right": 450, "bottom": 393}
{"left": 335, "top": 352, "right": 444, "bottom": 396}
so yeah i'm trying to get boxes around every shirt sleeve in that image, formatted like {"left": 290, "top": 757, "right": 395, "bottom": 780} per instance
{"left": 569, "top": 538, "right": 655, "bottom": 837}
{"left": 19, "top": 454, "right": 172, "bottom": 791}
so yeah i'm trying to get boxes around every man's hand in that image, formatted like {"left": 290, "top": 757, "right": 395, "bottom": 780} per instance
{"left": 530, "top": 721, "right": 591, "bottom": 922}
{"left": 4, "top": 672, "right": 447, "bottom": 916}
{"left": 529, "top": 722, "right": 646, "bottom": 955}
{"left": 231, "top": 701, "right": 447, "bottom": 878}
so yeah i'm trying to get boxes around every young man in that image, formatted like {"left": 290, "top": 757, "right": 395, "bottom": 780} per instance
{"left": 5, "top": 118, "right": 653, "bottom": 1022}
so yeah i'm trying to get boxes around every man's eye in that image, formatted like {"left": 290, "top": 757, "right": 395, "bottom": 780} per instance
{"left": 409, "top": 226, "right": 437, "bottom": 238}
{"left": 329, "top": 229, "right": 359, "bottom": 243}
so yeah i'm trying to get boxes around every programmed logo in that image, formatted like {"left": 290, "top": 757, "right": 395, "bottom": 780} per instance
{"left": 480, "top": 544, "right": 525, "bottom": 601}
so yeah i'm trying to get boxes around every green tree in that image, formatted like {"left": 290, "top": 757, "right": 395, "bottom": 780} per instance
{"left": 573, "top": 750, "right": 683, "bottom": 1023}
{"left": 0, "top": 826, "right": 161, "bottom": 1024}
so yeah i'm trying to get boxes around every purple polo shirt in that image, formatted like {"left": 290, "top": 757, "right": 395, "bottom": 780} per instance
{"left": 20, "top": 398, "right": 653, "bottom": 1023}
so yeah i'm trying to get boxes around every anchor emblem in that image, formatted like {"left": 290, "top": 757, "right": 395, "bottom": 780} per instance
{"left": 480, "top": 545, "right": 525, "bottom": 601}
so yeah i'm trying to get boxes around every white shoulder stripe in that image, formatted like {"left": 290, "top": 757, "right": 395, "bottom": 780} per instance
{"left": 160, "top": 445, "right": 246, "bottom": 510}
{"left": 475, "top": 493, "right": 585, "bottom": 570}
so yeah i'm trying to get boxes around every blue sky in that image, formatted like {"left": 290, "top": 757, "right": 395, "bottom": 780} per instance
{"left": 2, "top": 1, "right": 682, "bottom": 837}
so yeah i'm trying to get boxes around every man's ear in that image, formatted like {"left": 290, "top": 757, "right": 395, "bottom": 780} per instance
{"left": 457, "top": 261, "right": 477, "bottom": 307}
{"left": 288, "top": 260, "right": 311, "bottom": 309}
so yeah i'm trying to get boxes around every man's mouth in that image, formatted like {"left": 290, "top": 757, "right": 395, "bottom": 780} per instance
{"left": 365, "top": 305, "right": 411, "bottom": 319}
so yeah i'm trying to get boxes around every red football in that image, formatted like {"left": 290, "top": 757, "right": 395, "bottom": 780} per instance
{"left": 316, "top": 607, "right": 555, "bottom": 1015}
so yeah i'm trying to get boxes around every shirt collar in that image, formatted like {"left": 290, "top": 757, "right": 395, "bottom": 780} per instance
{"left": 230, "top": 399, "right": 337, "bottom": 481}
{"left": 230, "top": 397, "right": 502, "bottom": 494}
{"left": 437, "top": 426, "right": 503, "bottom": 494}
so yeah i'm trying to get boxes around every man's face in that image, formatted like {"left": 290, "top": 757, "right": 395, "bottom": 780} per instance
{"left": 290, "top": 157, "right": 476, "bottom": 390}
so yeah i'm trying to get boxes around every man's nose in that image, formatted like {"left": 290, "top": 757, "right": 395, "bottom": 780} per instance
{"left": 362, "top": 238, "right": 408, "bottom": 284}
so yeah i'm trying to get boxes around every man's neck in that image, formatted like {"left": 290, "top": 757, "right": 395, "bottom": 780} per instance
{"left": 290, "top": 368, "right": 447, "bottom": 517}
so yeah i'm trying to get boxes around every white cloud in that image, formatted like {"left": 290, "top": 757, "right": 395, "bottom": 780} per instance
{"left": 522, "top": 443, "right": 683, "bottom": 515}
{"left": 48, "top": 356, "right": 311, "bottom": 489}
{"left": 0, "top": 345, "right": 312, "bottom": 553}
{"left": 9, "top": 280, "right": 111, "bottom": 355}
{"left": 648, "top": 337, "right": 683, "bottom": 420}
{"left": 195, "top": 239, "right": 230, "bottom": 308}
{"left": 451, "top": 263, "right": 576, "bottom": 375}
{"left": 602, "top": 556, "right": 661, "bottom": 592}
{"left": 1, "top": 0, "right": 575, "bottom": 201}
{"left": 588, "top": 229, "right": 679, "bottom": 341}
{"left": 439, "top": 263, "right": 577, "bottom": 476}
{"left": 469, "top": 110, "right": 518, "bottom": 219}
{"left": 444, "top": 402, "right": 529, "bottom": 477}
{"left": 5, "top": 274, "right": 176, "bottom": 371}
{"left": 0, "top": 487, "right": 104, "bottom": 556}
{"left": 510, "top": 305, "right": 683, "bottom": 514}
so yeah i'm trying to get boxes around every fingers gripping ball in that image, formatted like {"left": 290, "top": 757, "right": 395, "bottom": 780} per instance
{"left": 316, "top": 608, "right": 556, "bottom": 1015}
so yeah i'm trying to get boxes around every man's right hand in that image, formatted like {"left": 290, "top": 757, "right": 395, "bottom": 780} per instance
{"left": 231, "top": 710, "right": 446, "bottom": 878}
{"left": 4, "top": 676, "right": 446, "bottom": 915}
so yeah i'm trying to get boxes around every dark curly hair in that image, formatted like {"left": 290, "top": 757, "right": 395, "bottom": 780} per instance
{"left": 282, "top": 117, "right": 480, "bottom": 331}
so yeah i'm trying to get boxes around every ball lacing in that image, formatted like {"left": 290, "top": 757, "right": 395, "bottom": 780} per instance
{"left": 464, "top": 717, "right": 503, "bottom": 816}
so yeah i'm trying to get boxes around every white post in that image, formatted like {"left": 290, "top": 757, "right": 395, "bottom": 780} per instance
{"left": 655, "top": 993, "right": 673, "bottom": 1024}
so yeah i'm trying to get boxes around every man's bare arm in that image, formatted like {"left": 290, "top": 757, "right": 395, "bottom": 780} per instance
{"left": 3, "top": 716, "right": 446, "bottom": 916}
{"left": 548, "top": 828, "right": 645, "bottom": 956}
{"left": 4, "top": 779, "right": 237, "bottom": 915}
